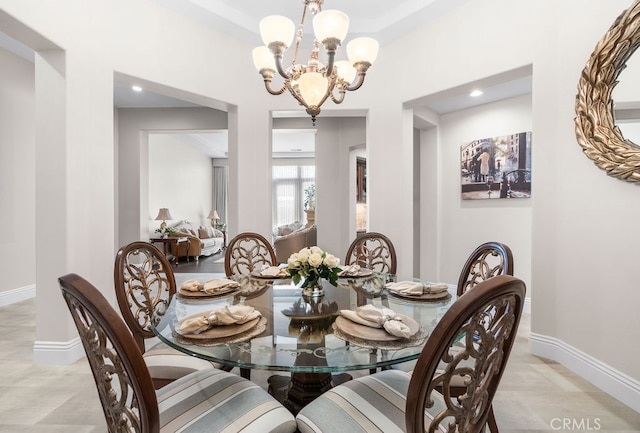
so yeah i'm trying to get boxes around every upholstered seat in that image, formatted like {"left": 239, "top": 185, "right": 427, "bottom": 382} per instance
{"left": 60, "top": 272, "right": 297, "bottom": 433}
{"left": 296, "top": 275, "right": 525, "bottom": 433}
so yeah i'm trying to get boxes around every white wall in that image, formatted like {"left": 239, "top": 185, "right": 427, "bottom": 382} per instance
{"left": 148, "top": 134, "right": 213, "bottom": 233}
{"left": 1, "top": 0, "right": 639, "bottom": 412}
{"left": 437, "top": 94, "right": 532, "bottom": 290}
{"left": 0, "top": 47, "right": 35, "bottom": 304}
{"left": 116, "top": 107, "right": 227, "bottom": 248}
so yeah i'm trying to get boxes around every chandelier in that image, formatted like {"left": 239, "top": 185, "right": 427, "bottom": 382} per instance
{"left": 252, "top": 0, "right": 379, "bottom": 125}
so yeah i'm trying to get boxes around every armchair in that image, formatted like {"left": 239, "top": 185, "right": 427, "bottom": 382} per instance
{"left": 274, "top": 225, "right": 317, "bottom": 263}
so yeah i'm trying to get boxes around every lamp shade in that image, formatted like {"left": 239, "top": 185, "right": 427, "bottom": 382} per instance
{"left": 207, "top": 210, "right": 220, "bottom": 220}
{"left": 313, "top": 10, "right": 349, "bottom": 44}
{"left": 297, "top": 72, "right": 328, "bottom": 107}
{"left": 260, "top": 15, "right": 295, "bottom": 47}
{"left": 252, "top": 46, "right": 276, "bottom": 71}
{"left": 334, "top": 60, "right": 357, "bottom": 84}
{"left": 347, "top": 37, "right": 379, "bottom": 64}
{"left": 155, "top": 208, "right": 173, "bottom": 221}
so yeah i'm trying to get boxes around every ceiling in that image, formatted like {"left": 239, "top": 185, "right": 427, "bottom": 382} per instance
{"left": 1, "top": 0, "right": 532, "bottom": 158}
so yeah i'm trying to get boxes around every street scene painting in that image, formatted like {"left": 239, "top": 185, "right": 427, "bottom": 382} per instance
{"left": 461, "top": 131, "right": 532, "bottom": 200}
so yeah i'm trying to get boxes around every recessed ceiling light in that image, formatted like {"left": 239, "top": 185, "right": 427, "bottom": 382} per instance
{"left": 469, "top": 89, "right": 483, "bottom": 97}
{"left": 131, "top": 85, "right": 143, "bottom": 92}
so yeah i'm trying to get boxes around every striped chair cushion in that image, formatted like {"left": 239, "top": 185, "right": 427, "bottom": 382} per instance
{"left": 144, "top": 347, "right": 217, "bottom": 380}
{"left": 296, "top": 370, "right": 446, "bottom": 433}
{"left": 158, "top": 369, "right": 297, "bottom": 433}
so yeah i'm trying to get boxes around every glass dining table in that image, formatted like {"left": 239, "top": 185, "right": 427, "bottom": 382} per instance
{"left": 151, "top": 273, "right": 456, "bottom": 414}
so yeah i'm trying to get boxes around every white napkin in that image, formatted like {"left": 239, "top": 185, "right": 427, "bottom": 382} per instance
{"left": 260, "top": 266, "right": 288, "bottom": 277}
{"left": 340, "top": 305, "right": 413, "bottom": 338}
{"left": 179, "top": 304, "right": 261, "bottom": 334}
{"left": 338, "top": 264, "right": 362, "bottom": 276}
{"left": 181, "top": 279, "right": 203, "bottom": 292}
{"left": 202, "top": 278, "right": 240, "bottom": 294}
{"left": 385, "top": 281, "right": 448, "bottom": 295}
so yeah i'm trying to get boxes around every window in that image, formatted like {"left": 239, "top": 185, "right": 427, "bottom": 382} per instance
{"left": 272, "top": 165, "right": 315, "bottom": 229}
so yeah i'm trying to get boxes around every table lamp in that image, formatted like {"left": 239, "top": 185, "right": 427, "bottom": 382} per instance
{"left": 207, "top": 209, "right": 220, "bottom": 228}
{"left": 155, "top": 208, "right": 173, "bottom": 232}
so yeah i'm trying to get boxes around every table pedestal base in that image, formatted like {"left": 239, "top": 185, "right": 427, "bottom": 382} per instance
{"left": 268, "top": 372, "right": 351, "bottom": 414}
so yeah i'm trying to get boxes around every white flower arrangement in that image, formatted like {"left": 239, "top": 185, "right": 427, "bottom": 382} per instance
{"left": 287, "top": 246, "right": 340, "bottom": 288}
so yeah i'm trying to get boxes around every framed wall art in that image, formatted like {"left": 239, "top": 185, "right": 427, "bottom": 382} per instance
{"left": 460, "top": 131, "right": 531, "bottom": 200}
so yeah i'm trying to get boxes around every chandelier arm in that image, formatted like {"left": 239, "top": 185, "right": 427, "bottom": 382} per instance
{"left": 264, "top": 80, "right": 287, "bottom": 96}
{"left": 324, "top": 48, "right": 336, "bottom": 79}
{"left": 274, "top": 54, "right": 290, "bottom": 80}
{"left": 329, "top": 86, "right": 346, "bottom": 104}
{"left": 343, "top": 73, "right": 366, "bottom": 92}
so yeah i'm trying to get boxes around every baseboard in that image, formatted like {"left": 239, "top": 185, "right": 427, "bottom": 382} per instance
{"left": 33, "top": 337, "right": 85, "bottom": 365}
{"left": 530, "top": 332, "right": 640, "bottom": 413}
{"left": 0, "top": 284, "right": 36, "bottom": 307}
{"left": 523, "top": 296, "right": 531, "bottom": 314}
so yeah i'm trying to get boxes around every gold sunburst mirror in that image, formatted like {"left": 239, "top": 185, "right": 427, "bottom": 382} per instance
{"left": 575, "top": 0, "right": 640, "bottom": 183}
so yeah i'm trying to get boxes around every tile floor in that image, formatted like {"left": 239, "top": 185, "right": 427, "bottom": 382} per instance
{"left": 1, "top": 297, "right": 639, "bottom": 432}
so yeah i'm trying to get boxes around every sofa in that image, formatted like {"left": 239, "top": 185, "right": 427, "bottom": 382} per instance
{"left": 169, "top": 220, "right": 224, "bottom": 260}
{"left": 273, "top": 224, "right": 317, "bottom": 264}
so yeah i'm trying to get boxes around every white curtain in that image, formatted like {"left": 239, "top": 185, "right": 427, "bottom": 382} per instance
{"left": 213, "top": 165, "right": 228, "bottom": 224}
{"left": 272, "top": 165, "right": 314, "bottom": 229}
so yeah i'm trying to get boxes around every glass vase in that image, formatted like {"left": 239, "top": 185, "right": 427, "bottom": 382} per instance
{"left": 301, "top": 278, "right": 324, "bottom": 298}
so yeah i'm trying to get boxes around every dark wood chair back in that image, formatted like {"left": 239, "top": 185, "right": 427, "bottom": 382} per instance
{"left": 60, "top": 273, "right": 160, "bottom": 432}
{"left": 457, "top": 241, "right": 514, "bottom": 296}
{"left": 406, "top": 275, "right": 525, "bottom": 433}
{"left": 344, "top": 232, "right": 397, "bottom": 274}
{"left": 114, "top": 241, "right": 176, "bottom": 354}
{"left": 225, "top": 232, "right": 277, "bottom": 277}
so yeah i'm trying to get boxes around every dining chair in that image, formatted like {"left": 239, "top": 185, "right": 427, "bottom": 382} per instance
{"left": 345, "top": 232, "right": 397, "bottom": 312}
{"left": 60, "top": 272, "right": 297, "bottom": 433}
{"left": 344, "top": 231, "right": 397, "bottom": 274}
{"left": 449, "top": 241, "right": 514, "bottom": 432}
{"left": 457, "top": 241, "right": 513, "bottom": 296}
{"left": 225, "top": 232, "right": 277, "bottom": 277}
{"left": 296, "top": 275, "right": 525, "bottom": 433}
{"left": 114, "top": 241, "right": 228, "bottom": 389}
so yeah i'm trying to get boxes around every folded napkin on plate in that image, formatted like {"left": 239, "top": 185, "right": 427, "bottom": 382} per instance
{"left": 340, "top": 304, "right": 412, "bottom": 338}
{"left": 179, "top": 305, "right": 261, "bottom": 334}
{"left": 338, "top": 264, "right": 362, "bottom": 276}
{"left": 181, "top": 279, "right": 204, "bottom": 292}
{"left": 385, "top": 281, "right": 448, "bottom": 295}
{"left": 202, "top": 278, "right": 240, "bottom": 294}
{"left": 260, "top": 266, "right": 288, "bottom": 277}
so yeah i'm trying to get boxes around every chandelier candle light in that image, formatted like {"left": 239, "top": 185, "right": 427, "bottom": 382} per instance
{"left": 252, "top": 0, "right": 379, "bottom": 125}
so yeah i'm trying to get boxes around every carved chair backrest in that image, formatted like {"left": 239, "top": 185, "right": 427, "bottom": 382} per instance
{"left": 344, "top": 232, "right": 397, "bottom": 274}
{"left": 405, "top": 275, "right": 525, "bottom": 433}
{"left": 60, "top": 273, "right": 160, "bottom": 433}
{"left": 225, "top": 232, "right": 277, "bottom": 277}
{"left": 114, "top": 241, "right": 176, "bottom": 353}
{"left": 456, "top": 241, "right": 513, "bottom": 296}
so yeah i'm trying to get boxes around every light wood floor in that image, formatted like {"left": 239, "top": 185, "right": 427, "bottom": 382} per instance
{"left": 1, "top": 296, "right": 639, "bottom": 432}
